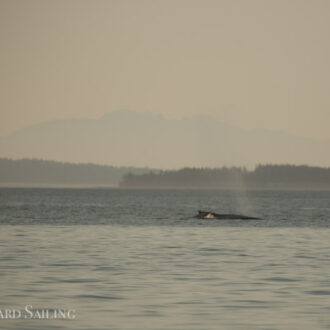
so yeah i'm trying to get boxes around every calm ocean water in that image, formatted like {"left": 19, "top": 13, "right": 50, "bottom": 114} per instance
{"left": 0, "top": 188, "right": 330, "bottom": 329}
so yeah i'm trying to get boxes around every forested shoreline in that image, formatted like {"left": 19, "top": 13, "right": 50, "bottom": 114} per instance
{"left": 119, "top": 165, "right": 330, "bottom": 189}
{"left": 0, "top": 158, "right": 150, "bottom": 186}
{"left": 1, "top": 158, "right": 329, "bottom": 189}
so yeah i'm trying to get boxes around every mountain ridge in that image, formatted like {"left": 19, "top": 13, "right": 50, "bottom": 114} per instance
{"left": 0, "top": 110, "right": 329, "bottom": 169}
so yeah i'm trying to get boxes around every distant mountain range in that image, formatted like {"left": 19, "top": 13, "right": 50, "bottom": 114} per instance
{"left": 0, "top": 110, "right": 329, "bottom": 168}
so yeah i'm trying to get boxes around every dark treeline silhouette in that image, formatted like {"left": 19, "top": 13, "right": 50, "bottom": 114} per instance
{"left": 0, "top": 158, "right": 150, "bottom": 186}
{"left": 120, "top": 165, "right": 330, "bottom": 189}
{"left": 120, "top": 167, "right": 247, "bottom": 188}
{"left": 1, "top": 159, "right": 329, "bottom": 189}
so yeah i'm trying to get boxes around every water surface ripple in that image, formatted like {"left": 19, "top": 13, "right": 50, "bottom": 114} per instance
{"left": 0, "top": 188, "right": 330, "bottom": 329}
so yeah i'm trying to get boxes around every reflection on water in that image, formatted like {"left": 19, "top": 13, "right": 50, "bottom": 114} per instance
{"left": 1, "top": 226, "right": 330, "bottom": 329}
{"left": 0, "top": 189, "right": 330, "bottom": 329}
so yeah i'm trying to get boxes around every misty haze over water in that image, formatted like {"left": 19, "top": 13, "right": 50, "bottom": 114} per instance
{"left": 2, "top": 1, "right": 330, "bottom": 329}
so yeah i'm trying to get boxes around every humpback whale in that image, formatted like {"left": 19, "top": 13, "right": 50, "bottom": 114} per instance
{"left": 196, "top": 210, "right": 260, "bottom": 220}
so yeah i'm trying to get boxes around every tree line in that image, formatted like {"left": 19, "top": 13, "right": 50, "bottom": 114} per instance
{"left": 119, "top": 165, "right": 330, "bottom": 189}
{"left": 0, "top": 158, "right": 150, "bottom": 186}
{"left": 1, "top": 158, "right": 329, "bottom": 188}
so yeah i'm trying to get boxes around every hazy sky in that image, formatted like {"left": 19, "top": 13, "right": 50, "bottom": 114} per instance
{"left": 1, "top": 0, "right": 330, "bottom": 139}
